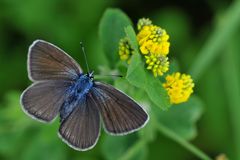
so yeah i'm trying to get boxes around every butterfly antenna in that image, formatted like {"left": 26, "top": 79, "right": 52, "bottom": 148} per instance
{"left": 94, "top": 74, "right": 124, "bottom": 80}
{"left": 80, "top": 42, "right": 90, "bottom": 73}
{"left": 100, "top": 74, "right": 123, "bottom": 77}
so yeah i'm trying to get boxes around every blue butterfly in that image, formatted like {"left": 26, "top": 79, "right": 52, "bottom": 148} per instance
{"left": 20, "top": 40, "right": 149, "bottom": 151}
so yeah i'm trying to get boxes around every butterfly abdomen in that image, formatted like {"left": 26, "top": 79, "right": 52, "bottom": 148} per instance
{"left": 60, "top": 74, "right": 93, "bottom": 122}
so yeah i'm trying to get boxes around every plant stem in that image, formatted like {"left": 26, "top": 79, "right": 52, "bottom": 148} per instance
{"left": 119, "top": 123, "right": 213, "bottom": 160}
{"left": 118, "top": 140, "right": 146, "bottom": 160}
{"left": 221, "top": 40, "right": 240, "bottom": 159}
{"left": 156, "top": 123, "right": 213, "bottom": 160}
{"left": 189, "top": 0, "right": 240, "bottom": 81}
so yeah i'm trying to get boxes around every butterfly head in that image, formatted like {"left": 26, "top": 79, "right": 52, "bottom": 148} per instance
{"left": 86, "top": 71, "right": 94, "bottom": 81}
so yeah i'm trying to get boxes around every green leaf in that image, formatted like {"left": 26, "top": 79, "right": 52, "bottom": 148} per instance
{"left": 125, "top": 25, "right": 170, "bottom": 110}
{"left": 114, "top": 77, "right": 203, "bottom": 140}
{"left": 99, "top": 8, "right": 132, "bottom": 68}
{"left": 145, "top": 75, "right": 171, "bottom": 111}
{"left": 126, "top": 53, "right": 146, "bottom": 88}
{"left": 124, "top": 26, "right": 138, "bottom": 50}
{"left": 153, "top": 96, "right": 204, "bottom": 140}
{"left": 122, "top": 27, "right": 146, "bottom": 88}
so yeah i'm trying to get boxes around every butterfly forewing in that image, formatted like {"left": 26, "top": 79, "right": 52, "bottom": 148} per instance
{"left": 21, "top": 80, "right": 72, "bottom": 122}
{"left": 59, "top": 95, "right": 100, "bottom": 151}
{"left": 28, "top": 40, "right": 82, "bottom": 81}
{"left": 91, "top": 82, "right": 149, "bottom": 135}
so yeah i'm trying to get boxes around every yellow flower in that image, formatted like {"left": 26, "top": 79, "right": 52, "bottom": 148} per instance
{"left": 163, "top": 72, "right": 194, "bottom": 104}
{"left": 137, "top": 18, "right": 152, "bottom": 30}
{"left": 145, "top": 54, "right": 169, "bottom": 77}
{"left": 137, "top": 25, "right": 170, "bottom": 56}
{"left": 118, "top": 37, "right": 134, "bottom": 63}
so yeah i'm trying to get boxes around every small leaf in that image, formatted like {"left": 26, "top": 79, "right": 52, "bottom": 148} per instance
{"left": 126, "top": 53, "right": 146, "bottom": 88}
{"left": 99, "top": 8, "right": 132, "bottom": 68}
{"left": 124, "top": 26, "right": 138, "bottom": 50}
{"left": 153, "top": 96, "right": 204, "bottom": 140}
{"left": 145, "top": 75, "right": 171, "bottom": 111}
{"left": 125, "top": 26, "right": 146, "bottom": 88}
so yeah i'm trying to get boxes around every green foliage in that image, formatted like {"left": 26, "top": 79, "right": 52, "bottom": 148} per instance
{"left": 0, "top": 92, "right": 67, "bottom": 160}
{"left": 99, "top": 8, "right": 132, "bottom": 68}
{"left": 113, "top": 77, "right": 204, "bottom": 159}
{"left": 116, "top": 78, "right": 204, "bottom": 141}
{"left": 221, "top": 36, "right": 240, "bottom": 159}
{"left": 102, "top": 134, "right": 137, "bottom": 160}
{"left": 154, "top": 96, "right": 203, "bottom": 140}
{"left": 125, "top": 26, "right": 171, "bottom": 110}
{"left": 189, "top": 0, "right": 240, "bottom": 80}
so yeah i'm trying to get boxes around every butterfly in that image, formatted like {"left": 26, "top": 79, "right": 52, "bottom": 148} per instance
{"left": 20, "top": 40, "right": 149, "bottom": 151}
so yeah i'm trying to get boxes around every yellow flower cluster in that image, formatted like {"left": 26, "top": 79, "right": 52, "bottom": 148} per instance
{"left": 163, "top": 72, "right": 194, "bottom": 104}
{"left": 137, "top": 25, "right": 170, "bottom": 56}
{"left": 145, "top": 54, "right": 169, "bottom": 77}
{"left": 118, "top": 37, "right": 134, "bottom": 63}
{"left": 137, "top": 18, "right": 170, "bottom": 77}
{"left": 137, "top": 18, "right": 152, "bottom": 30}
{"left": 117, "top": 17, "right": 195, "bottom": 104}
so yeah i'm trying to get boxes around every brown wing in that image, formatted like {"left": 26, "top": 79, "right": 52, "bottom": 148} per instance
{"left": 91, "top": 82, "right": 149, "bottom": 135}
{"left": 20, "top": 80, "right": 71, "bottom": 122}
{"left": 58, "top": 94, "right": 100, "bottom": 151}
{"left": 28, "top": 40, "right": 82, "bottom": 81}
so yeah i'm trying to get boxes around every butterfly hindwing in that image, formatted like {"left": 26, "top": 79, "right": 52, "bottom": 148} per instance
{"left": 28, "top": 40, "right": 82, "bottom": 81}
{"left": 91, "top": 82, "right": 149, "bottom": 135}
{"left": 21, "top": 80, "right": 72, "bottom": 122}
{"left": 59, "top": 94, "right": 100, "bottom": 151}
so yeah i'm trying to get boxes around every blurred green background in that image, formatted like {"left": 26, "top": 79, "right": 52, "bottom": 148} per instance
{"left": 0, "top": 0, "right": 240, "bottom": 160}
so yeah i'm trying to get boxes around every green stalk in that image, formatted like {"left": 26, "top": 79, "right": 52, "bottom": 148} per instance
{"left": 118, "top": 123, "right": 213, "bottom": 160}
{"left": 189, "top": 0, "right": 240, "bottom": 81}
{"left": 118, "top": 140, "right": 146, "bottom": 160}
{"left": 156, "top": 123, "right": 213, "bottom": 160}
{"left": 221, "top": 40, "right": 240, "bottom": 159}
